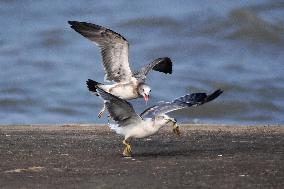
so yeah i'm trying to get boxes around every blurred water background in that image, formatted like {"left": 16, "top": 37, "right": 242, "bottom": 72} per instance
{"left": 0, "top": 0, "right": 284, "bottom": 125}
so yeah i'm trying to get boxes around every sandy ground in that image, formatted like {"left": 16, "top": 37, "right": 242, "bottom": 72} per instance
{"left": 0, "top": 124, "right": 283, "bottom": 189}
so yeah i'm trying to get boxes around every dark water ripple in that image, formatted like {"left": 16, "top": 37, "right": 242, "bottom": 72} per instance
{"left": 0, "top": 1, "right": 284, "bottom": 125}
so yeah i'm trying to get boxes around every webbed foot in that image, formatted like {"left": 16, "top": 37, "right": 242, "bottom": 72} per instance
{"left": 122, "top": 139, "right": 132, "bottom": 157}
{"left": 171, "top": 119, "right": 180, "bottom": 136}
{"left": 173, "top": 123, "right": 181, "bottom": 136}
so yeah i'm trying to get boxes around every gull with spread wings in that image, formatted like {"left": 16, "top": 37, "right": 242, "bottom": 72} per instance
{"left": 97, "top": 88, "right": 223, "bottom": 157}
{"left": 68, "top": 21, "right": 172, "bottom": 117}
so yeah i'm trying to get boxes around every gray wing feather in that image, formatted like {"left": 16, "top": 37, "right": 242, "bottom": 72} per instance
{"left": 134, "top": 57, "right": 172, "bottom": 81}
{"left": 140, "top": 89, "right": 223, "bottom": 118}
{"left": 97, "top": 88, "right": 141, "bottom": 125}
{"left": 68, "top": 21, "right": 133, "bottom": 82}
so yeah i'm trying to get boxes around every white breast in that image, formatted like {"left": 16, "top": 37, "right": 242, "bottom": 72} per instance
{"left": 113, "top": 119, "right": 159, "bottom": 139}
{"left": 110, "top": 83, "right": 138, "bottom": 100}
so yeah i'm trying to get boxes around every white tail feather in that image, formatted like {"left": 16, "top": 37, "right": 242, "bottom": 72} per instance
{"left": 108, "top": 123, "right": 123, "bottom": 135}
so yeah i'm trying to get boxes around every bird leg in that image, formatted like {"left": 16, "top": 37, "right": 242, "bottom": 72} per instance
{"left": 173, "top": 123, "right": 181, "bottom": 136}
{"left": 122, "top": 138, "right": 132, "bottom": 157}
{"left": 98, "top": 104, "right": 106, "bottom": 118}
{"left": 171, "top": 118, "right": 180, "bottom": 136}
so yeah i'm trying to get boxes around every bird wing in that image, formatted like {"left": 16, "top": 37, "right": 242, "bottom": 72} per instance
{"left": 140, "top": 89, "right": 223, "bottom": 118}
{"left": 97, "top": 88, "right": 142, "bottom": 125}
{"left": 134, "top": 57, "right": 172, "bottom": 81}
{"left": 68, "top": 21, "right": 133, "bottom": 83}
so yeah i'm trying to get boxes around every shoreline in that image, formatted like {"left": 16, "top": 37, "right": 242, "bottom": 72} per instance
{"left": 1, "top": 124, "right": 283, "bottom": 188}
{"left": 1, "top": 123, "right": 283, "bottom": 130}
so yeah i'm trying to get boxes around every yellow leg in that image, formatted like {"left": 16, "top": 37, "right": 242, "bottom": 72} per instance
{"left": 172, "top": 122, "right": 181, "bottom": 136}
{"left": 122, "top": 139, "right": 132, "bottom": 157}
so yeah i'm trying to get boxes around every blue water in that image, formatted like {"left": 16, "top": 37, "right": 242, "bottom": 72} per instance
{"left": 1, "top": 0, "right": 284, "bottom": 125}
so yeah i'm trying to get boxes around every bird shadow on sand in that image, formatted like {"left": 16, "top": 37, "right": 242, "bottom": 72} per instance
{"left": 128, "top": 140, "right": 231, "bottom": 158}
{"left": 133, "top": 151, "right": 190, "bottom": 157}
{"left": 132, "top": 147, "right": 218, "bottom": 158}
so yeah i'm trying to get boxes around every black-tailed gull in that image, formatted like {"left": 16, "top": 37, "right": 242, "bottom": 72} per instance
{"left": 68, "top": 21, "right": 172, "bottom": 117}
{"left": 97, "top": 88, "right": 223, "bottom": 157}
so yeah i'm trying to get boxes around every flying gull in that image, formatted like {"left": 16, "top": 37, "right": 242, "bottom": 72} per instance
{"left": 68, "top": 21, "right": 172, "bottom": 117}
{"left": 97, "top": 88, "right": 223, "bottom": 157}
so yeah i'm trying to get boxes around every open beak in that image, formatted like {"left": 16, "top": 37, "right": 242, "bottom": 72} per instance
{"left": 143, "top": 94, "right": 149, "bottom": 103}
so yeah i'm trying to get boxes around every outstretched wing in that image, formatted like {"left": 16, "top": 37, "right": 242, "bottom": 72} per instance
{"left": 97, "top": 88, "right": 141, "bottom": 124}
{"left": 140, "top": 89, "right": 223, "bottom": 118}
{"left": 134, "top": 57, "right": 172, "bottom": 81}
{"left": 68, "top": 21, "right": 133, "bottom": 83}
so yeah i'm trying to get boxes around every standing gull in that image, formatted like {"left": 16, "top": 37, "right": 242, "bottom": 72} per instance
{"left": 68, "top": 21, "right": 172, "bottom": 117}
{"left": 97, "top": 88, "right": 223, "bottom": 157}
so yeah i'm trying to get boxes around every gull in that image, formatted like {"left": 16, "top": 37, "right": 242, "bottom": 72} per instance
{"left": 68, "top": 21, "right": 172, "bottom": 117}
{"left": 97, "top": 88, "right": 223, "bottom": 157}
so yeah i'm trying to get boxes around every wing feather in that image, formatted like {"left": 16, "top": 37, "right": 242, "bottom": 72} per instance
{"left": 97, "top": 88, "right": 141, "bottom": 125}
{"left": 140, "top": 89, "right": 223, "bottom": 118}
{"left": 134, "top": 57, "right": 172, "bottom": 81}
{"left": 68, "top": 21, "right": 132, "bottom": 82}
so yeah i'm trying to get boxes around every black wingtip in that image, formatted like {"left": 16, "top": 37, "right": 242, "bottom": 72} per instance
{"left": 204, "top": 89, "right": 223, "bottom": 103}
{"left": 86, "top": 79, "right": 101, "bottom": 96}
{"left": 68, "top": 20, "right": 89, "bottom": 29}
{"left": 68, "top": 20, "right": 79, "bottom": 27}
{"left": 68, "top": 20, "right": 75, "bottom": 25}
{"left": 152, "top": 57, "right": 173, "bottom": 74}
{"left": 68, "top": 21, "right": 81, "bottom": 31}
{"left": 68, "top": 21, "right": 128, "bottom": 42}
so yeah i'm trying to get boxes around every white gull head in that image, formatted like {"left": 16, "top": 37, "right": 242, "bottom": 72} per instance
{"left": 138, "top": 83, "right": 151, "bottom": 102}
